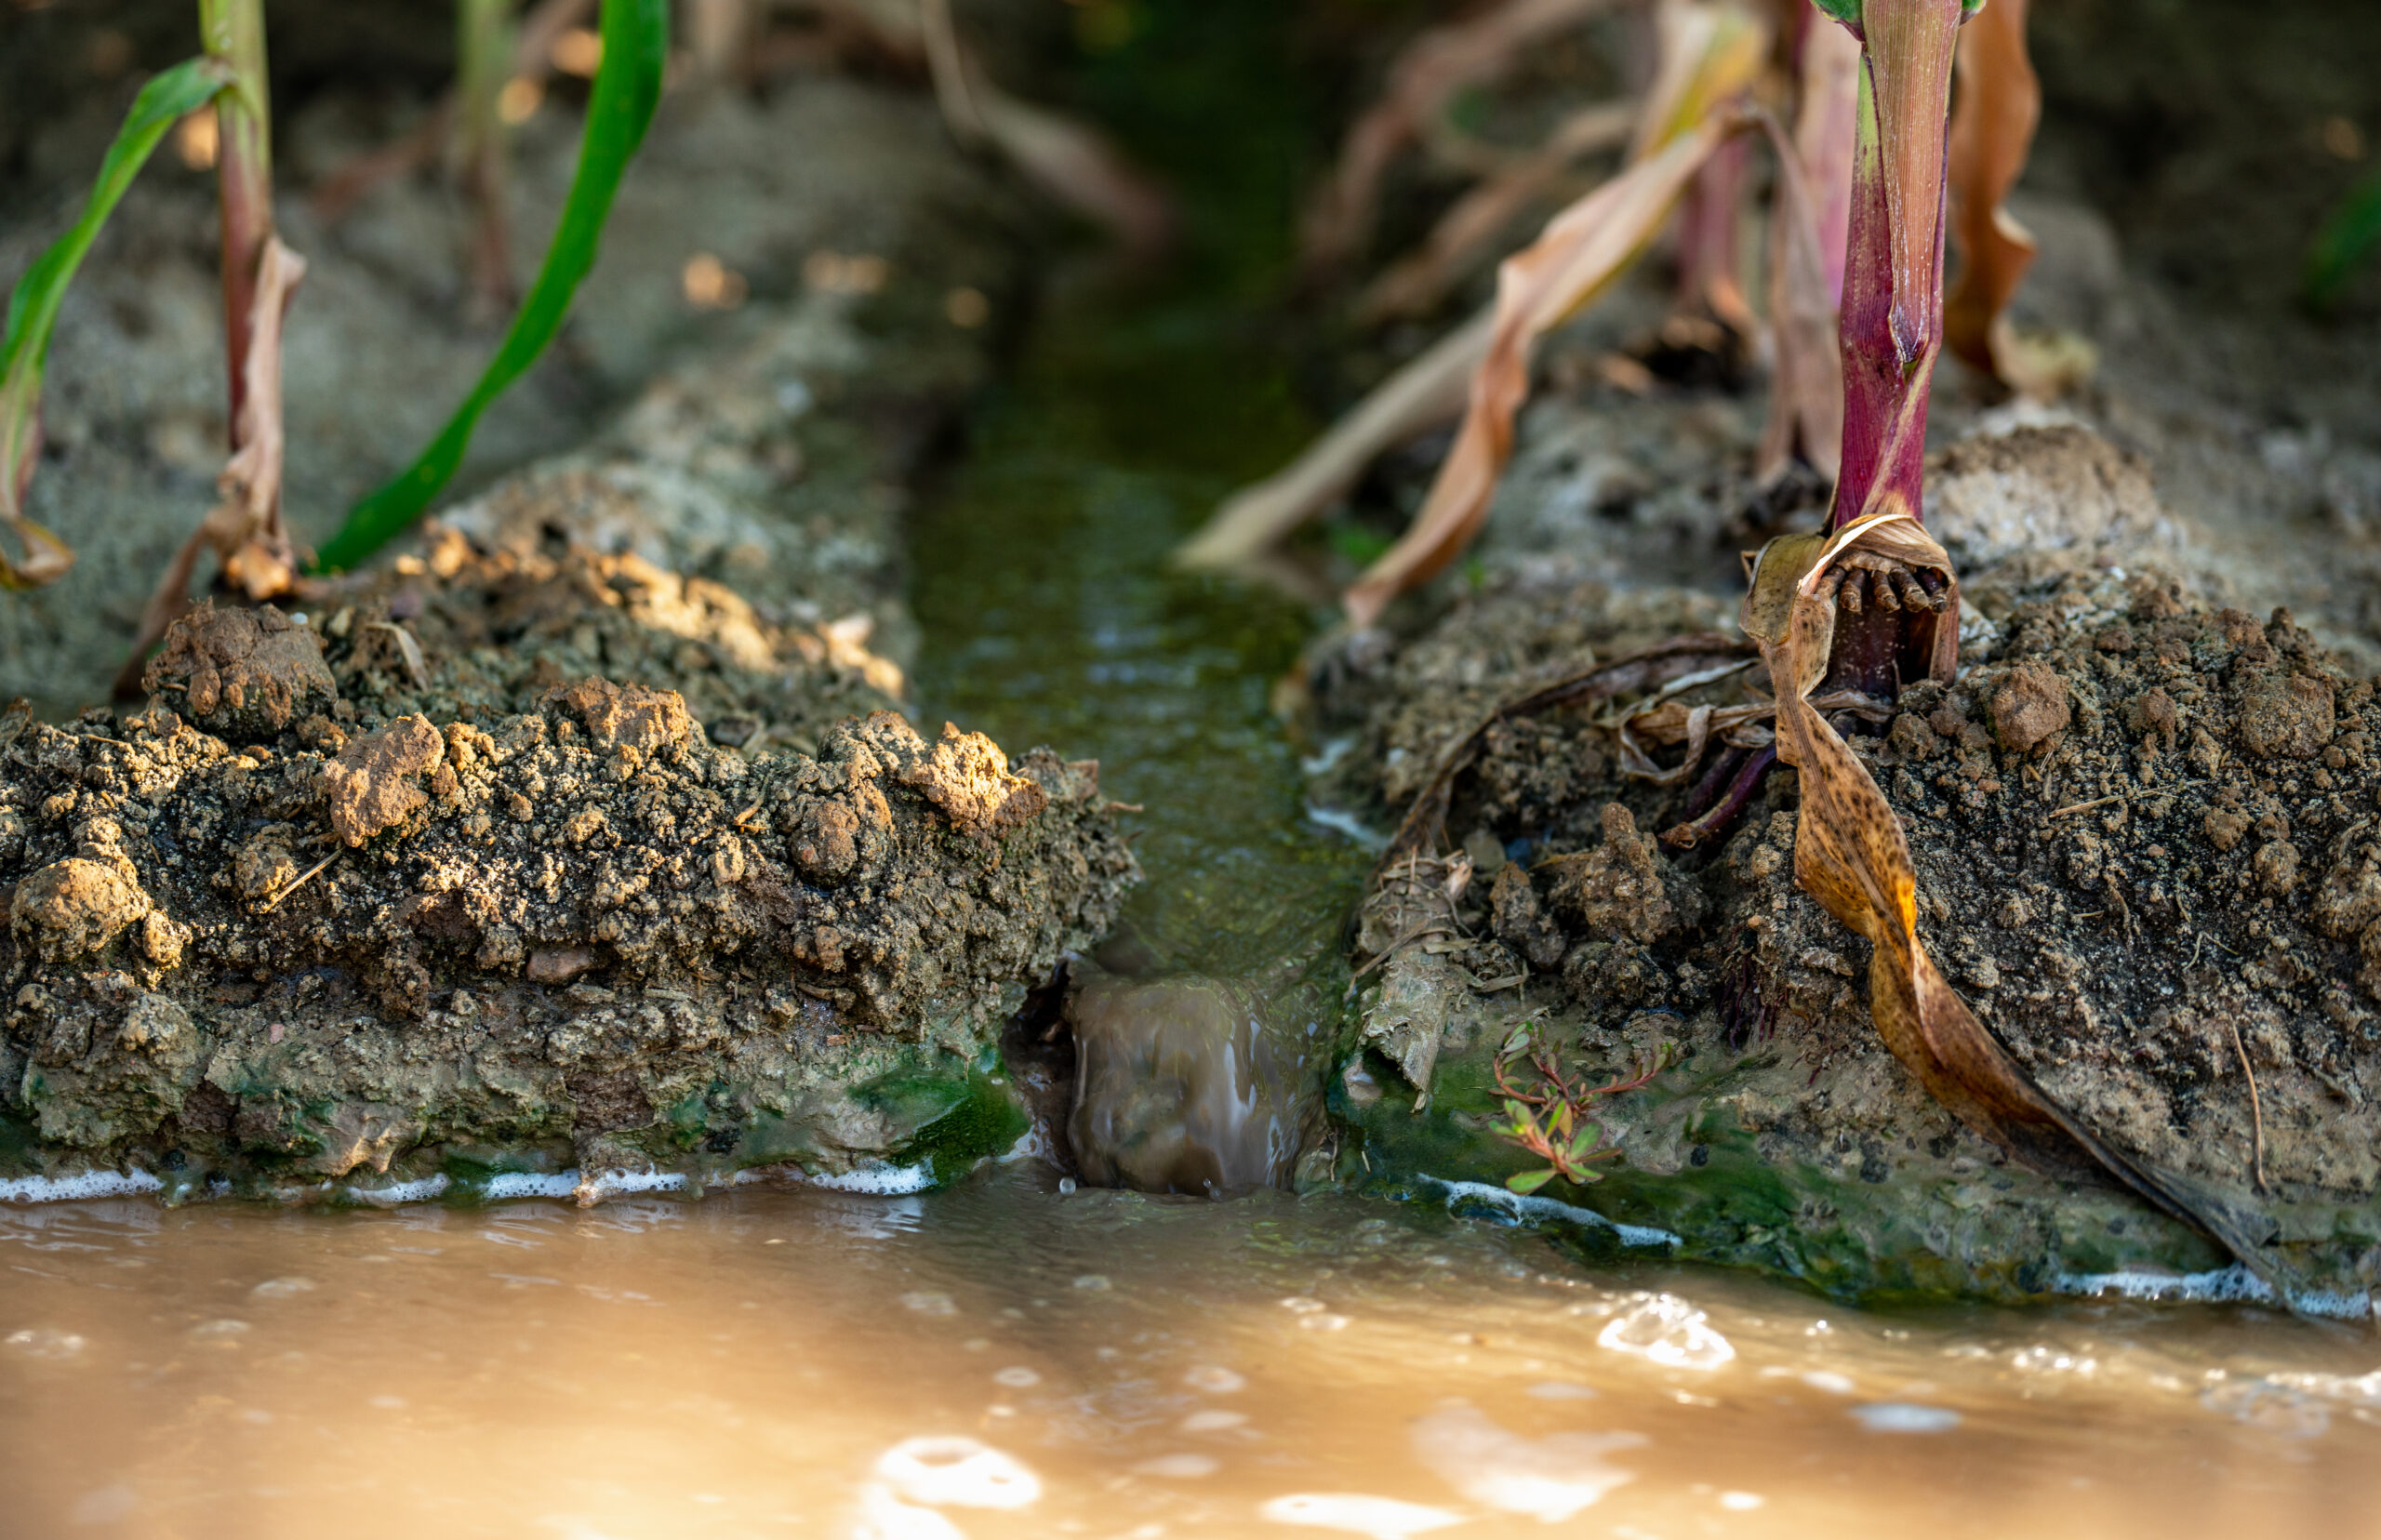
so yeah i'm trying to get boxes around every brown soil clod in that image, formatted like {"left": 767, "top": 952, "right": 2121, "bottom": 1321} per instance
{"left": 141, "top": 604, "right": 337, "bottom": 743}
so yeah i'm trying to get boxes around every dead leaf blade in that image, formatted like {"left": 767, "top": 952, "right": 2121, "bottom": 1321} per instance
{"left": 1344, "top": 117, "right": 1738, "bottom": 627}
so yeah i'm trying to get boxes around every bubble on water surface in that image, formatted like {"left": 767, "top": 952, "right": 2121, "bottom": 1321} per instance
{"left": 1073, "top": 1273, "right": 1111, "bottom": 1291}
{"left": 1595, "top": 1293, "right": 1735, "bottom": 1370}
{"left": 1851, "top": 1402, "right": 1962, "bottom": 1433}
{"left": 1133, "top": 1454, "right": 1220, "bottom": 1478}
{"left": 1259, "top": 1494, "right": 1467, "bottom": 1537}
{"left": 1719, "top": 1491, "right": 1766, "bottom": 1510}
{"left": 1525, "top": 1381, "right": 1597, "bottom": 1401}
{"left": 874, "top": 1438, "right": 1042, "bottom": 1509}
{"left": 1410, "top": 1405, "right": 1643, "bottom": 1521}
{"left": 992, "top": 1366, "right": 1041, "bottom": 1388}
{"left": 1184, "top": 1365, "right": 1244, "bottom": 1393}
{"left": 852, "top": 1482, "right": 967, "bottom": 1540}
{"left": 1801, "top": 1370, "right": 1856, "bottom": 1395}
{"left": 70, "top": 1484, "right": 138, "bottom": 1524}
{"left": 189, "top": 1319, "right": 250, "bottom": 1342}
{"left": 251, "top": 1277, "right": 316, "bottom": 1300}
{"left": 1181, "top": 1409, "right": 1248, "bottom": 1432}
{"left": 900, "top": 1292, "right": 957, "bottom": 1317}
{"left": 5, "top": 1328, "right": 86, "bottom": 1360}
{"left": 2201, "top": 1380, "right": 2333, "bottom": 1437}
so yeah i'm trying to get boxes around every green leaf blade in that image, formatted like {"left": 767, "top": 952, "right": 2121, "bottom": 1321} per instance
{"left": 1505, "top": 1168, "right": 1557, "bottom": 1196}
{"left": 2308, "top": 165, "right": 2381, "bottom": 312}
{"left": 3, "top": 56, "right": 232, "bottom": 546}
{"left": 314, "top": 0, "right": 669, "bottom": 572}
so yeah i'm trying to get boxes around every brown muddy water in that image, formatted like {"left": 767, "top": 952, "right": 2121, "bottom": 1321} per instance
{"left": 5, "top": 1171, "right": 2381, "bottom": 1538}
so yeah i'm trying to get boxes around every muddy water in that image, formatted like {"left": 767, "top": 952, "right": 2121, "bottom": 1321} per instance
{"left": 5, "top": 1171, "right": 2381, "bottom": 1537}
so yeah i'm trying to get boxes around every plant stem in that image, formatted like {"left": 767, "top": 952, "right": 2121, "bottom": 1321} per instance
{"left": 457, "top": 0, "right": 518, "bottom": 306}
{"left": 1824, "top": 0, "right": 1964, "bottom": 535}
{"left": 199, "top": 0, "right": 273, "bottom": 447}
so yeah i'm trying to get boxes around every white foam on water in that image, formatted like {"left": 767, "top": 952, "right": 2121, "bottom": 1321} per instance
{"left": 480, "top": 1173, "right": 581, "bottom": 1200}
{"left": 0, "top": 1169, "right": 164, "bottom": 1203}
{"left": 805, "top": 1162, "right": 936, "bottom": 1196}
{"left": 1304, "top": 803, "right": 1390, "bottom": 851}
{"left": 1851, "top": 1402, "right": 1962, "bottom": 1434}
{"left": 344, "top": 1174, "right": 452, "bottom": 1204}
{"left": 1420, "top": 1176, "right": 1679, "bottom": 1251}
{"left": 1132, "top": 1454, "right": 1220, "bottom": 1479}
{"left": 873, "top": 1437, "right": 1041, "bottom": 1510}
{"left": 2053, "top": 1264, "right": 2374, "bottom": 1321}
{"left": 1258, "top": 1494, "right": 1468, "bottom": 1538}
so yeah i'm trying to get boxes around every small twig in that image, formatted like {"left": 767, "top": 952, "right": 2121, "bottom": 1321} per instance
{"left": 2047, "top": 794, "right": 2125, "bottom": 819}
{"left": 733, "top": 800, "right": 764, "bottom": 830}
{"left": 260, "top": 849, "right": 339, "bottom": 912}
{"left": 2225, "top": 1017, "right": 2268, "bottom": 1194}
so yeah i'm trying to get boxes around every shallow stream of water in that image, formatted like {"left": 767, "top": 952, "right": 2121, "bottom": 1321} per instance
{"left": 6, "top": 5, "right": 2380, "bottom": 1533}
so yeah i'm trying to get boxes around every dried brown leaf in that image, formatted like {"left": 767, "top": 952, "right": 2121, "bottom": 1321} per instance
{"left": 1743, "top": 512, "right": 2281, "bottom": 1287}
{"left": 1753, "top": 108, "right": 1844, "bottom": 483}
{"left": 1356, "top": 100, "right": 1637, "bottom": 326}
{"left": 1302, "top": 0, "right": 1624, "bottom": 275}
{"left": 1344, "top": 115, "right": 1740, "bottom": 628}
{"left": 1175, "top": 308, "right": 1493, "bottom": 571}
{"left": 1943, "top": 0, "right": 2039, "bottom": 387}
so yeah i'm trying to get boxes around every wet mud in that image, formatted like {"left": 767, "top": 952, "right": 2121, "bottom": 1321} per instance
{"left": 1311, "top": 426, "right": 2381, "bottom": 1310}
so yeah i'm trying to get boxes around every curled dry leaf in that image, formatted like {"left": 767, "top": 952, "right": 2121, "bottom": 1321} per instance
{"left": 1356, "top": 100, "right": 1637, "bottom": 326}
{"left": 1753, "top": 107, "right": 1846, "bottom": 484}
{"left": 1942, "top": 0, "right": 2034, "bottom": 380}
{"left": 1301, "top": 0, "right": 1625, "bottom": 275}
{"left": 1939, "top": 0, "right": 2092, "bottom": 397}
{"left": 1740, "top": 511, "right": 2277, "bottom": 1283}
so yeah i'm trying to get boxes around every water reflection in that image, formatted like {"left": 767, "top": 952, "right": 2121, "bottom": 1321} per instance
{"left": 0, "top": 1167, "right": 2374, "bottom": 1536}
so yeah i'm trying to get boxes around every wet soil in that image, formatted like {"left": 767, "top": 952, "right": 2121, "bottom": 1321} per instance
{"left": 1306, "top": 419, "right": 2381, "bottom": 1308}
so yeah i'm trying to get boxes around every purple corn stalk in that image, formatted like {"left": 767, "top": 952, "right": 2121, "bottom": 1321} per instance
{"left": 200, "top": 0, "right": 273, "bottom": 447}
{"left": 1811, "top": 0, "right": 1977, "bottom": 535}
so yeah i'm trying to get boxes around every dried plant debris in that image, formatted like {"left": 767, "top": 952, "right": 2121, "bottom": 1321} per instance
{"left": 1313, "top": 548, "right": 2381, "bottom": 1311}
{"left": 0, "top": 555, "right": 1137, "bottom": 1200}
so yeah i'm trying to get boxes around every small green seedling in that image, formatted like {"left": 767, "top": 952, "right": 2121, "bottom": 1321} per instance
{"left": 1491, "top": 1029, "right": 1669, "bottom": 1195}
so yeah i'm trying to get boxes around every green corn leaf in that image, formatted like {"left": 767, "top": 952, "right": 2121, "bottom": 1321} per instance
{"left": 0, "top": 56, "right": 233, "bottom": 586}
{"left": 2308, "top": 165, "right": 2381, "bottom": 312}
{"left": 314, "top": 0, "right": 668, "bottom": 572}
{"left": 1505, "top": 1167, "right": 1557, "bottom": 1196}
